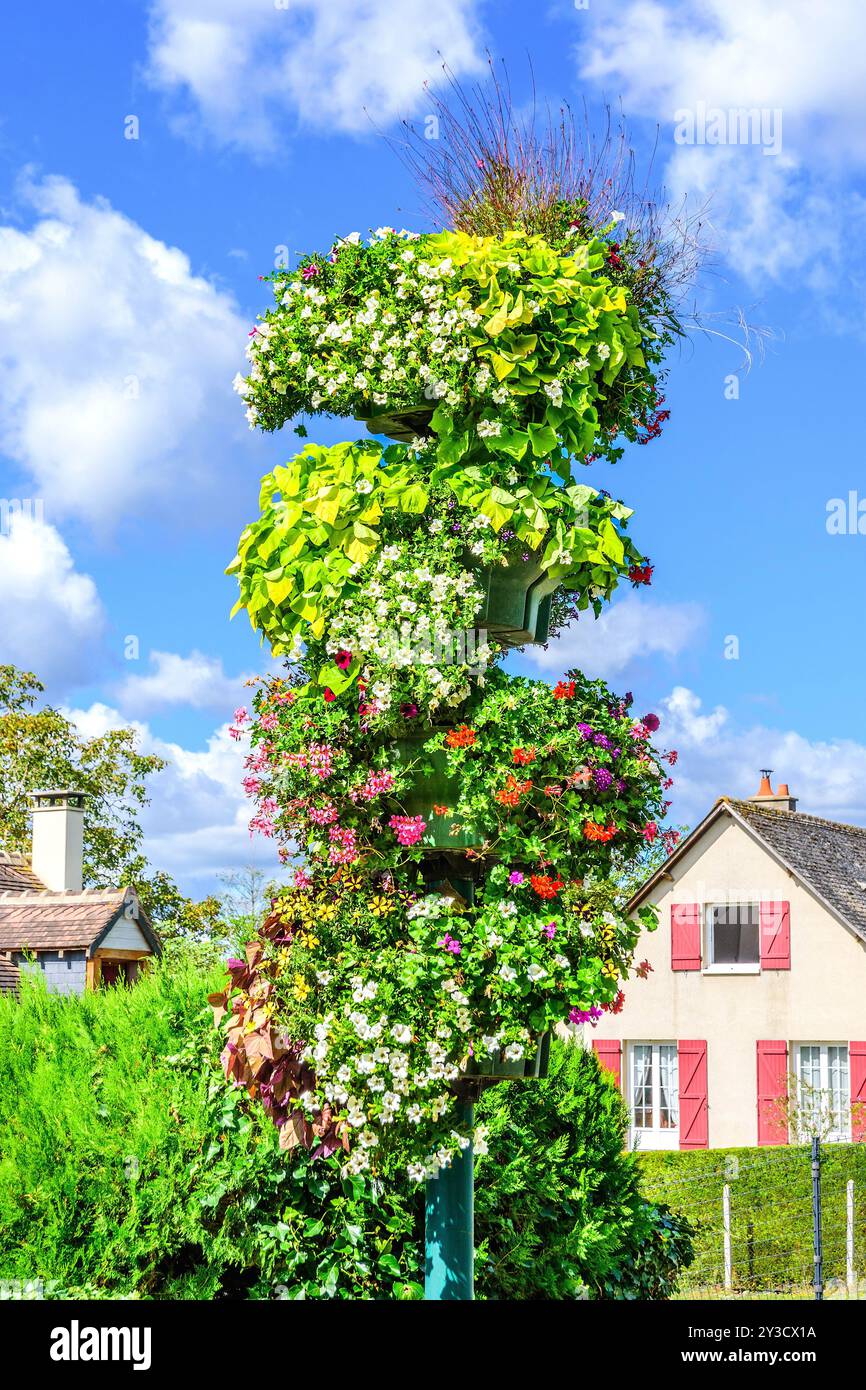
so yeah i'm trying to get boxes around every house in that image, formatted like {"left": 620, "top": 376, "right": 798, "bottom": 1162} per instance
{"left": 590, "top": 774, "right": 866, "bottom": 1151}
{"left": 0, "top": 790, "right": 161, "bottom": 995}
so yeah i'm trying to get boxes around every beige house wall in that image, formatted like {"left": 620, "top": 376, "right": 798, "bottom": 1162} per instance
{"left": 590, "top": 810, "right": 866, "bottom": 1148}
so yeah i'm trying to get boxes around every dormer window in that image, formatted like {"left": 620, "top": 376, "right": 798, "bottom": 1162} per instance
{"left": 706, "top": 903, "right": 760, "bottom": 970}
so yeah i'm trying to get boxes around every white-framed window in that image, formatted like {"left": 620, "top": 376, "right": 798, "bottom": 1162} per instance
{"left": 794, "top": 1044, "right": 851, "bottom": 1142}
{"left": 630, "top": 1042, "right": 679, "bottom": 1150}
{"left": 704, "top": 902, "right": 760, "bottom": 972}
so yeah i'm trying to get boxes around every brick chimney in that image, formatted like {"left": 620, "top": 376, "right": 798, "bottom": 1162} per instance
{"left": 29, "top": 790, "right": 85, "bottom": 892}
{"left": 749, "top": 770, "right": 798, "bottom": 813}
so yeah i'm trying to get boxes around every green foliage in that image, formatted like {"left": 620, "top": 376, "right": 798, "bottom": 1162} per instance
{"left": 239, "top": 227, "right": 665, "bottom": 470}
{"left": 0, "top": 665, "right": 163, "bottom": 892}
{"left": 0, "top": 664, "right": 225, "bottom": 950}
{"left": 227, "top": 439, "right": 645, "bottom": 658}
{"left": 0, "top": 975, "right": 691, "bottom": 1300}
{"left": 0, "top": 961, "right": 422, "bottom": 1300}
{"left": 639, "top": 1145, "right": 866, "bottom": 1294}
{"left": 473, "top": 1037, "right": 693, "bottom": 1299}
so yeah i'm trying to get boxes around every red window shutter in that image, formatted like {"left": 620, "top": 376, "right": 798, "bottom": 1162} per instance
{"left": 678, "top": 1040, "right": 708, "bottom": 1148}
{"left": 592, "top": 1038, "right": 621, "bottom": 1090}
{"left": 671, "top": 903, "right": 701, "bottom": 971}
{"left": 757, "top": 1040, "right": 789, "bottom": 1145}
{"left": 760, "top": 901, "right": 791, "bottom": 970}
{"left": 851, "top": 1042, "right": 866, "bottom": 1142}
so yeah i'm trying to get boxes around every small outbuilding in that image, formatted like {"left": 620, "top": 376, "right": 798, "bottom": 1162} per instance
{"left": 0, "top": 790, "right": 161, "bottom": 996}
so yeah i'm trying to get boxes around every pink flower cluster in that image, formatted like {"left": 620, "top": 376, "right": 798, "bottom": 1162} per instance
{"left": 328, "top": 825, "right": 358, "bottom": 864}
{"left": 250, "top": 797, "right": 278, "bottom": 838}
{"left": 356, "top": 769, "right": 395, "bottom": 801}
{"left": 286, "top": 743, "right": 336, "bottom": 779}
{"left": 389, "top": 814, "right": 427, "bottom": 846}
{"left": 309, "top": 803, "right": 338, "bottom": 826}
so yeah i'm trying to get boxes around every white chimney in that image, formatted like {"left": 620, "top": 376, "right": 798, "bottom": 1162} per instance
{"left": 30, "top": 790, "right": 85, "bottom": 892}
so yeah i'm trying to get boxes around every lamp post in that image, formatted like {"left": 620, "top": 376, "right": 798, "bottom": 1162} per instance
{"left": 424, "top": 1098, "right": 476, "bottom": 1299}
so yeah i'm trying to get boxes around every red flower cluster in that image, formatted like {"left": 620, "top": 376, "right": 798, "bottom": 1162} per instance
{"left": 512, "top": 746, "right": 536, "bottom": 766}
{"left": 495, "top": 775, "right": 532, "bottom": 807}
{"left": 628, "top": 564, "right": 653, "bottom": 586}
{"left": 530, "top": 873, "right": 564, "bottom": 900}
{"left": 445, "top": 724, "right": 476, "bottom": 749}
{"left": 637, "top": 396, "right": 670, "bottom": 445}
{"left": 583, "top": 822, "right": 618, "bottom": 843}
{"left": 553, "top": 680, "right": 576, "bottom": 700}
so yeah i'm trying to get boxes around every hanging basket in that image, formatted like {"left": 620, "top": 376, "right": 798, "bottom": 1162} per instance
{"left": 464, "top": 1033, "right": 551, "bottom": 1081}
{"left": 355, "top": 402, "right": 435, "bottom": 444}
{"left": 468, "top": 550, "right": 559, "bottom": 648}
{"left": 391, "top": 734, "right": 481, "bottom": 851}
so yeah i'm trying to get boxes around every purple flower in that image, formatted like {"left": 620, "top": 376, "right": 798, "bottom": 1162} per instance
{"left": 593, "top": 732, "right": 612, "bottom": 750}
{"left": 576, "top": 722, "right": 594, "bottom": 740}
{"left": 542, "top": 921, "right": 557, "bottom": 939}
{"left": 616, "top": 777, "right": 626, "bottom": 794}
{"left": 438, "top": 933, "right": 462, "bottom": 956}
{"left": 642, "top": 712, "right": 660, "bottom": 732}
{"left": 594, "top": 767, "right": 614, "bottom": 791}
{"left": 569, "top": 1005, "right": 603, "bottom": 1025}
{"left": 508, "top": 871, "right": 525, "bottom": 885}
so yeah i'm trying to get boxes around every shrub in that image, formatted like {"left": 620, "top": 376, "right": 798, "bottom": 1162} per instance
{"left": 474, "top": 1037, "right": 693, "bottom": 1299}
{"left": 0, "top": 974, "right": 692, "bottom": 1299}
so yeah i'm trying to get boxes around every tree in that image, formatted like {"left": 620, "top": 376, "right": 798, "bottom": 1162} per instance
{"left": 0, "top": 664, "right": 217, "bottom": 938}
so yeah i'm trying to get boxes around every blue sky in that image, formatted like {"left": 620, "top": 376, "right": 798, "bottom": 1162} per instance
{"left": 2, "top": 0, "right": 866, "bottom": 894}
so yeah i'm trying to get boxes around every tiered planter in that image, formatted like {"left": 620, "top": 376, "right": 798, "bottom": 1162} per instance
{"left": 469, "top": 551, "right": 559, "bottom": 647}
{"left": 391, "top": 735, "right": 481, "bottom": 851}
{"left": 394, "top": 722, "right": 551, "bottom": 1083}
{"left": 355, "top": 403, "right": 435, "bottom": 444}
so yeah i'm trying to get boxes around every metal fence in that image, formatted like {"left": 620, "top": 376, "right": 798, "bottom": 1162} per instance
{"left": 642, "top": 1140, "right": 866, "bottom": 1300}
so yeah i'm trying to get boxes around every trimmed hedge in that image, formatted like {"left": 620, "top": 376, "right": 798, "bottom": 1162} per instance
{"left": 639, "top": 1145, "right": 866, "bottom": 1295}
{"left": 0, "top": 964, "right": 694, "bottom": 1299}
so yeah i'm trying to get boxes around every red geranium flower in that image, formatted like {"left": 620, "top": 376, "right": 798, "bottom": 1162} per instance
{"left": 530, "top": 873, "right": 563, "bottom": 900}
{"left": 445, "top": 725, "right": 476, "bottom": 749}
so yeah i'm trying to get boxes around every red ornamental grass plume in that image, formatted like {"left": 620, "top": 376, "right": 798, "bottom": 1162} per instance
{"left": 391, "top": 56, "right": 701, "bottom": 315}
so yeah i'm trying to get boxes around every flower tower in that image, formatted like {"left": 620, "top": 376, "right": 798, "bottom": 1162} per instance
{"left": 213, "top": 153, "right": 683, "bottom": 1299}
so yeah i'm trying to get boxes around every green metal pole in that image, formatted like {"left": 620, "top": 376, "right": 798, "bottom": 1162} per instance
{"left": 424, "top": 1102, "right": 474, "bottom": 1299}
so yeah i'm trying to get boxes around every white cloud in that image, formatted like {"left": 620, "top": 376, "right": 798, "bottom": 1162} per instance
{"left": 658, "top": 685, "right": 866, "bottom": 828}
{"left": 0, "top": 511, "right": 106, "bottom": 688}
{"left": 578, "top": 0, "right": 866, "bottom": 284}
{"left": 115, "top": 649, "right": 255, "bottom": 716}
{"left": 0, "top": 175, "right": 252, "bottom": 527}
{"left": 526, "top": 596, "right": 703, "bottom": 680}
{"left": 64, "top": 701, "right": 277, "bottom": 891}
{"left": 146, "top": 0, "right": 485, "bottom": 150}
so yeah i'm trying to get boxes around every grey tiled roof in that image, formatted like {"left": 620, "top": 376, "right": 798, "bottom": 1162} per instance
{"left": 728, "top": 799, "right": 866, "bottom": 942}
